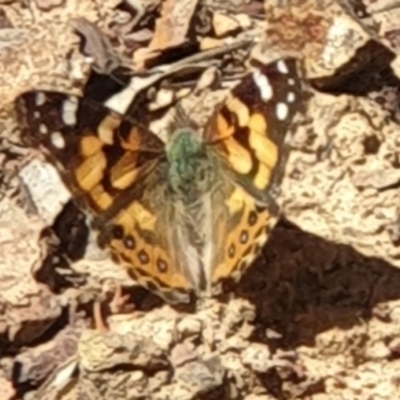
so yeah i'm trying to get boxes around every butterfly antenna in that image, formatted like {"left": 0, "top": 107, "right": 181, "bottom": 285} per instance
{"left": 175, "top": 100, "right": 188, "bottom": 126}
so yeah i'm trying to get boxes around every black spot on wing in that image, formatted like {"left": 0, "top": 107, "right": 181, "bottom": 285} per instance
{"left": 124, "top": 234, "right": 136, "bottom": 250}
{"left": 138, "top": 249, "right": 149, "bottom": 264}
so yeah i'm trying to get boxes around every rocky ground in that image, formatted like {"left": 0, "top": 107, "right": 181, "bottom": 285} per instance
{"left": 1, "top": 0, "right": 400, "bottom": 399}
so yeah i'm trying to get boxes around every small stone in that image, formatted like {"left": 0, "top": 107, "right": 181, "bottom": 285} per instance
{"left": 19, "top": 158, "right": 71, "bottom": 226}
{"left": 212, "top": 12, "right": 241, "bottom": 38}
{"left": 0, "top": 374, "right": 15, "bottom": 400}
{"left": 170, "top": 342, "right": 197, "bottom": 367}
{"left": 176, "top": 88, "right": 192, "bottom": 99}
{"left": 364, "top": 341, "right": 390, "bottom": 360}
{"left": 195, "top": 66, "right": 220, "bottom": 92}
{"left": 177, "top": 316, "right": 202, "bottom": 337}
{"left": 244, "top": 395, "right": 271, "bottom": 400}
{"left": 130, "top": 370, "right": 145, "bottom": 382}
{"left": 235, "top": 14, "right": 253, "bottom": 29}
{"left": 389, "top": 338, "right": 400, "bottom": 355}
{"left": 34, "top": 0, "right": 64, "bottom": 11}
{"left": 265, "top": 328, "right": 282, "bottom": 339}
{"left": 241, "top": 343, "right": 271, "bottom": 373}
{"left": 125, "top": 28, "right": 153, "bottom": 44}
{"left": 174, "top": 355, "right": 224, "bottom": 397}
{"left": 200, "top": 37, "right": 224, "bottom": 50}
{"left": 149, "top": 88, "right": 175, "bottom": 111}
{"left": 78, "top": 330, "right": 168, "bottom": 372}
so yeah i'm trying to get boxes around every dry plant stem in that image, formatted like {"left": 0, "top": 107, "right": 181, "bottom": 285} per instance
{"left": 150, "top": 39, "right": 253, "bottom": 74}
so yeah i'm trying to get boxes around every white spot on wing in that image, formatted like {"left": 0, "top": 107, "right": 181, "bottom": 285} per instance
{"left": 252, "top": 69, "right": 273, "bottom": 101}
{"left": 276, "top": 102, "right": 289, "bottom": 121}
{"left": 288, "top": 78, "right": 296, "bottom": 86}
{"left": 62, "top": 96, "right": 78, "bottom": 126}
{"left": 51, "top": 131, "right": 65, "bottom": 149}
{"left": 276, "top": 60, "right": 289, "bottom": 74}
{"left": 33, "top": 111, "right": 41, "bottom": 119}
{"left": 38, "top": 123, "right": 48, "bottom": 135}
{"left": 35, "top": 92, "right": 46, "bottom": 106}
{"left": 287, "top": 92, "right": 296, "bottom": 103}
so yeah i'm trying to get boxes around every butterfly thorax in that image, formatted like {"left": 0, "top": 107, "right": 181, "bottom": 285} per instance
{"left": 166, "top": 129, "right": 218, "bottom": 203}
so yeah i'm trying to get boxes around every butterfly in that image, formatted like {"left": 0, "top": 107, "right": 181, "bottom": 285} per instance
{"left": 14, "top": 57, "right": 305, "bottom": 304}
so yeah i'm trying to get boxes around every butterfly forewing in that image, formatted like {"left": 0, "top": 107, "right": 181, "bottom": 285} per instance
{"left": 205, "top": 58, "right": 305, "bottom": 203}
{"left": 15, "top": 91, "right": 165, "bottom": 213}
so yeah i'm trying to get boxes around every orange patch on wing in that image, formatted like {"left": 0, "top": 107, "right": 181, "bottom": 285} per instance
{"left": 89, "top": 184, "right": 113, "bottom": 210}
{"left": 248, "top": 113, "right": 267, "bottom": 136}
{"left": 247, "top": 113, "right": 278, "bottom": 190}
{"left": 114, "top": 201, "right": 156, "bottom": 232}
{"left": 214, "top": 113, "right": 234, "bottom": 141}
{"left": 212, "top": 189, "right": 275, "bottom": 284}
{"left": 109, "top": 152, "right": 140, "bottom": 190}
{"left": 80, "top": 135, "right": 103, "bottom": 157}
{"left": 107, "top": 204, "right": 192, "bottom": 293}
{"left": 121, "top": 127, "right": 144, "bottom": 151}
{"left": 224, "top": 186, "right": 247, "bottom": 214}
{"left": 254, "top": 136, "right": 277, "bottom": 169}
{"left": 225, "top": 137, "right": 252, "bottom": 174}
{"left": 98, "top": 114, "right": 121, "bottom": 145}
{"left": 75, "top": 151, "right": 107, "bottom": 191}
{"left": 253, "top": 163, "right": 272, "bottom": 190}
{"left": 225, "top": 97, "right": 250, "bottom": 127}
{"left": 110, "top": 234, "right": 190, "bottom": 292}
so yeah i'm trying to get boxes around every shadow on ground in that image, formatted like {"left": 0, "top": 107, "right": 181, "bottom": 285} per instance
{"left": 238, "top": 217, "right": 400, "bottom": 349}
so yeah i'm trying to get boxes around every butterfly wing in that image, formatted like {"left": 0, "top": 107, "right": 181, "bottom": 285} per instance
{"left": 205, "top": 58, "right": 304, "bottom": 202}
{"left": 15, "top": 92, "right": 194, "bottom": 303}
{"left": 203, "top": 58, "right": 305, "bottom": 291}
{"left": 15, "top": 91, "right": 165, "bottom": 210}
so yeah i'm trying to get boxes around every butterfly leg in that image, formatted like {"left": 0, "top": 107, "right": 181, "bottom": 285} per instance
{"left": 92, "top": 284, "right": 132, "bottom": 331}
{"left": 109, "top": 284, "right": 131, "bottom": 314}
{"left": 93, "top": 300, "right": 108, "bottom": 331}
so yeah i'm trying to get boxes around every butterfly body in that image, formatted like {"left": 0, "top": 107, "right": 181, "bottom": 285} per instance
{"left": 166, "top": 128, "right": 220, "bottom": 204}
{"left": 15, "top": 58, "right": 305, "bottom": 304}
